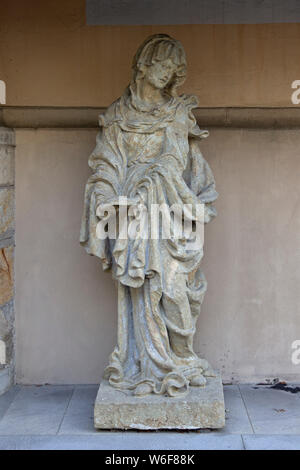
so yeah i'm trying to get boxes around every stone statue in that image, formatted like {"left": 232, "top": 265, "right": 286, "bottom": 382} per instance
{"left": 80, "top": 34, "right": 218, "bottom": 399}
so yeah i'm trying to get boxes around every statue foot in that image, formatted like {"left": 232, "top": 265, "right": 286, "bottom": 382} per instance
{"left": 190, "top": 375, "right": 207, "bottom": 387}
{"left": 134, "top": 383, "right": 152, "bottom": 397}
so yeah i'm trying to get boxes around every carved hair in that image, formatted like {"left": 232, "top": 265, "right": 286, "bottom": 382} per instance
{"left": 131, "top": 34, "right": 187, "bottom": 96}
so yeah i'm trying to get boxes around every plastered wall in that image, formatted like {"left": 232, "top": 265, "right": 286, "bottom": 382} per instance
{"left": 1, "top": 0, "right": 300, "bottom": 107}
{"left": 14, "top": 128, "right": 300, "bottom": 384}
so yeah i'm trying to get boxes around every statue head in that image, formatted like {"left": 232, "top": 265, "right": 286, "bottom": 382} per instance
{"left": 131, "top": 34, "right": 187, "bottom": 97}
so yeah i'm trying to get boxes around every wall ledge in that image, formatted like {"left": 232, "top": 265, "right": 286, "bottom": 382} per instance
{"left": 1, "top": 106, "right": 300, "bottom": 129}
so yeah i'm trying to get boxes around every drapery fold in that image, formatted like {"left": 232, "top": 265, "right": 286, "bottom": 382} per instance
{"left": 80, "top": 88, "right": 218, "bottom": 396}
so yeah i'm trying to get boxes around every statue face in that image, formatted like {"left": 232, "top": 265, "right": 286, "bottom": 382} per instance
{"left": 143, "top": 58, "right": 178, "bottom": 90}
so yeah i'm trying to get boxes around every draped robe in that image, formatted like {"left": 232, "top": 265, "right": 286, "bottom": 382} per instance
{"left": 80, "top": 88, "right": 218, "bottom": 397}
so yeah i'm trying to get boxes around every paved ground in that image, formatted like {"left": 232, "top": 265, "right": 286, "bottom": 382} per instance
{"left": 0, "top": 384, "right": 300, "bottom": 450}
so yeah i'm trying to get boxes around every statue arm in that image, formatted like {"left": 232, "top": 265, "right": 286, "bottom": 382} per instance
{"left": 188, "top": 138, "right": 218, "bottom": 223}
{"left": 80, "top": 119, "right": 127, "bottom": 267}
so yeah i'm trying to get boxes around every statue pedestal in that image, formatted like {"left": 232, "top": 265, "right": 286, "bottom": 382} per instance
{"left": 94, "top": 374, "right": 225, "bottom": 430}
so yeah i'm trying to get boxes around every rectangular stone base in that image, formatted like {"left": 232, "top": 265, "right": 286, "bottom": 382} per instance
{"left": 94, "top": 374, "right": 225, "bottom": 430}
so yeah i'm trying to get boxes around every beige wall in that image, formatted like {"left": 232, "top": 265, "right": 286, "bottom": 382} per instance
{"left": 1, "top": 0, "right": 299, "bottom": 387}
{"left": 15, "top": 128, "right": 300, "bottom": 384}
{"left": 1, "top": 0, "right": 300, "bottom": 107}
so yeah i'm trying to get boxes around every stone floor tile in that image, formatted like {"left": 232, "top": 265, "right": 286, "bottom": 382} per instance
{"left": 28, "top": 432, "right": 244, "bottom": 450}
{"left": 218, "top": 385, "right": 253, "bottom": 434}
{"left": 59, "top": 384, "right": 98, "bottom": 434}
{"left": 0, "top": 385, "right": 21, "bottom": 421}
{"left": 243, "top": 434, "right": 300, "bottom": 450}
{"left": 0, "top": 436, "right": 32, "bottom": 450}
{"left": 239, "top": 384, "right": 300, "bottom": 434}
{"left": 0, "top": 385, "right": 74, "bottom": 435}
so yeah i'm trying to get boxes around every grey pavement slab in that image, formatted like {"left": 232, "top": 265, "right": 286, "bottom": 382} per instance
{"left": 0, "top": 436, "right": 32, "bottom": 450}
{"left": 0, "top": 432, "right": 244, "bottom": 450}
{"left": 0, "top": 385, "right": 74, "bottom": 435}
{"left": 219, "top": 385, "right": 253, "bottom": 434}
{"left": 243, "top": 434, "right": 300, "bottom": 450}
{"left": 239, "top": 384, "right": 300, "bottom": 434}
{"left": 1, "top": 383, "right": 300, "bottom": 449}
{"left": 59, "top": 384, "right": 98, "bottom": 435}
{"left": 0, "top": 369, "right": 12, "bottom": 396}
{"left": 0, "top": 385, "right": 20, "bottom": 421}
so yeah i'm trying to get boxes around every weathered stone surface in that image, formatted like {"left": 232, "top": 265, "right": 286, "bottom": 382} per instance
{"left": 0, "top": 128, "right": 15, "bottom": 147}
{"left": 0, "top": 312, "right": 10, "bottom": 340}
{"left": 0, "top": 299, "right": 14, "bottom": 327}
{"left": 0, "top": 233, "right": 14, "bottom": 249}
{"left": 94, "top": 374, "right": 225, "bottom": 430}
{"left": 0, "top": 291, "right": 14, "bottom": 374}
{"left": 0, "top": 128, "right": 14, "bottom": 395}
{"left": 0, "top": 304, "right": 13, "bottom": 367}
{"left": 0, "top": 145, "right": 14, "bottom": 186}
{"left": 0, "top": 246, "right": 14, "bottom": 305}
{"left": 0, "top": 368, "right": 13, "bottom": 396}
{"left": 81, "top": 34, "right": 219, "bottom": 401}
{"left": 0, "top": 189, "right": 14, "bottom": 235}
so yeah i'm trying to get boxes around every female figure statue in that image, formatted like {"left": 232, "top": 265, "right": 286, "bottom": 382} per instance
{"left": 80, "top": 34, "right": 218, "bottom": 398}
